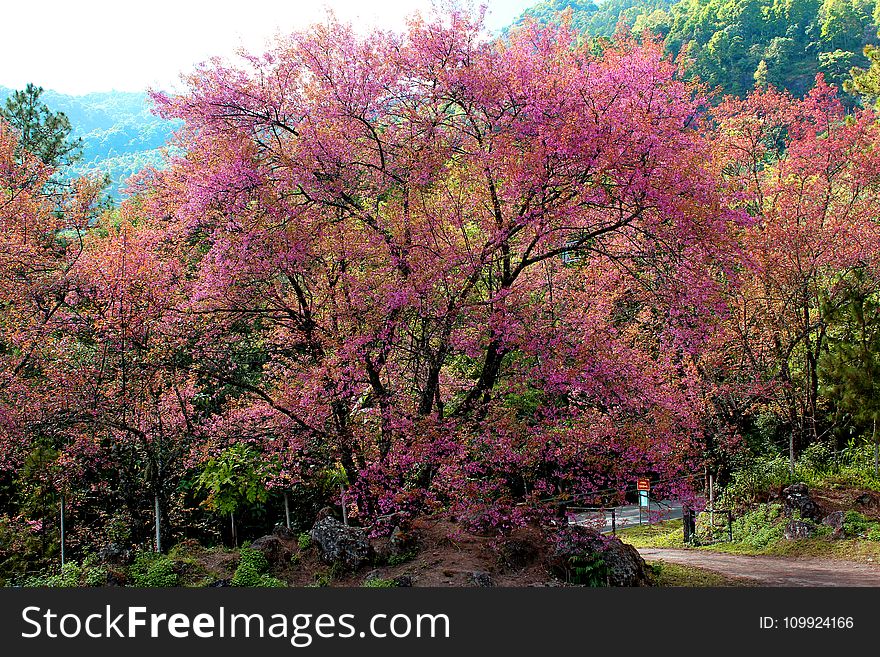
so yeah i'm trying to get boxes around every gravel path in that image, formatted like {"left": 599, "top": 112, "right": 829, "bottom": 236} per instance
{"left": 638, "top": 548, "right": 880, "bottom": 586}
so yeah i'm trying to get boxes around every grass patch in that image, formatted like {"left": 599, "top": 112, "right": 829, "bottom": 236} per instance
{"left": 617, "top": 519, "right": 686, "bottom": 549}
{"left": 619, "top": 508, "right": 880, "bottom": 565}
{"left": 691, "top": 536, "right": 880, "bottom": 562}
{"left": 647, "top": 561, "right": 753, "bottom": 587}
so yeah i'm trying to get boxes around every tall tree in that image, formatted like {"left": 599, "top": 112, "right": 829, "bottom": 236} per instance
{"left": 138, "top": 11, "right": 741, "bottom": 527}
{"left": 0, "top": 83, "right": 82, "bottom": 168}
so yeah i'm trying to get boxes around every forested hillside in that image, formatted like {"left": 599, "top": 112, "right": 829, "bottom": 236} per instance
{"left": 0, "top": 86, "right": 179, "bottom": 197}
{"left": 514, "top": 0, "right": 879, "bottom": 97}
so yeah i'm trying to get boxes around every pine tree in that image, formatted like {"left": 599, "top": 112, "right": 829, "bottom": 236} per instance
{"left": 0, "top": 83, "right": 82, "bottom": 168}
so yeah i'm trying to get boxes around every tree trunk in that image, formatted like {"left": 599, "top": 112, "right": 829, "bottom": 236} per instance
{"left": 60, "top": 495, "right": 65, "bottom": 568}
{"left": 341, "top": 486, "right": 348, "bottom": 526}
{"left": 154, "top": 494, "right": 162, "bottom": 553}
{"left": 873, "top": 417, "right": 878, "bottom": 478}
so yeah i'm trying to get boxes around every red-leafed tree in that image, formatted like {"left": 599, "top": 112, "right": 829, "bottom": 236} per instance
{"left": 710, "top": 78, "right": 880, "bottom": 472}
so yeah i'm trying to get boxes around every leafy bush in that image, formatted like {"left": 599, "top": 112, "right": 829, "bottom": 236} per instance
{"left": 84, "top": 565, "right": 108, "bottom": 587}
{"left": 129, "top": 553, "right": 178, "bottom": 587}
{"left": 720, "top": 457, "right": 792, "bottom": 509}
{"left": 729, "top": 504, "right": 785, "bottom": 550}
{"left": 363, "top": 576, "right": 397, "bottom": 588}
{"left": 565, "top": 554, "right": 609, "bottom": 586}
{"left": 387, "top": 548, "right": 419, "bottom": 566}
{"left": 297, "top": 533, "right": 312, "bottom": 550}
{"left": 721, "top": 444, "right": 880, "bottom": 511}
{"left": 550, "top": 526, "right": 612, "bottom": 586}
{"left": 231, "top": 547, "right": 285, "bottom": 587}
{"left": 23, "top": 562, "right": 84, "bottom": 588}
{"left": 842, "top": 510, "right": 880, "bottom": 539}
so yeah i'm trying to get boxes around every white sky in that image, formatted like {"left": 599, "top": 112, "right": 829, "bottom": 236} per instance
{"left": 0, "top": 0, "right": 534, "bottom": 95}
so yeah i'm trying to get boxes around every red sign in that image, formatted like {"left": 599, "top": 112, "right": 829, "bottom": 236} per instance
{"left": 637, "top": 478, "right": 650, "bottom": 492}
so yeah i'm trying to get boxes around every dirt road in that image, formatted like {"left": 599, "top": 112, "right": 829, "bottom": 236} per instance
{"left": 638, "top": 548, "right": 880, "bottom": 586}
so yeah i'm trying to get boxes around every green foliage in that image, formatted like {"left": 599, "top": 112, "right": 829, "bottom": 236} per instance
{"left": 729, "top": 504, "right": 786, "bottom": 549}
{"left": 387, "top": 549, "right": 419, "bottom": 566}
{"left": 196, "top": 443, "right": 275, "bottom": 516}
{"left": 0, "top": 83, "right": 82, "bottom": 167}
{"left": 720, "top": 443, "right": 880, "bottom": 511}
{"left": 719, "top": 456, "right": 793, "bottom": 508}
{"left": 820, "top": 274, "right": 880, "bottom": 470}
{"left": 0, "top": 514, "right": 52, "bottom": 586}
{"left": 512, "top": 0, "right": 880, "bottom": 99}
{"left": 842, "top": 510, "right": 880, "bottom": 539}
{"left": 22, "top": 562, "right": 83, "bottom": 588}
{"left": 0, "top": 84, "right": 180, "bottom": 198}
{"left": 84, "top": 565, "right": 108, "bottom": 587}
{"left": 565, "top": 553, "right": 610, "bottom": 586}
{"left": 847, "top": 43, "right": 880, "bottom": 104}
{"left": 129, "top": 552, "right": 178, "bottom": 588}
{"left": 363, "top": 576, "right": 397, "bottom": 588}
{"left": 310, "top": 571, "right": 332, "bottom": 587}
{"left": 230, "top": 546, "right": 285, "bottom": 587}
{"left": 298, "top": 532, "right": 312, "bottom": 550}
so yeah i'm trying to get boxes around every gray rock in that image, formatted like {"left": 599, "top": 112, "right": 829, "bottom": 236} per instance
{"left": 393, "top": 575, "right": 413, "bottom": 587}
{"left": 604, "top": 541, "right": 652, "bottom": 587}
{"left": 783, "top": 519, "right": 816, "bottom": 540}
{"left": 310, "top": 517, "right": 373, "bottom": 570}
{"left": 96, "top": 543, "right": 132, "bottom": 565}
{"left": 548, "top": 526, "right": 651, "bottom": 586}
{"left": 782, "top": 483, "right": 823, "bottom": 522}
{"left": 250, "top": 534, "right": 292, "bottom": 568}
{"left": 822, "top": 511, "right": 845, "bottom": 539}
{"left": 389, "top": 525, "right": 418, "bottom": 556}
{"left": 273, "top": 525, "right": 296, "bottom": 539}
{"left": 470, "top": 571, "right": 494, "bottom": 587}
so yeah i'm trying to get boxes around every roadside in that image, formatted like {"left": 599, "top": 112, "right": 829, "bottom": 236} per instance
{"left": 639, "top": 547, "right": 880, "bottom": 586}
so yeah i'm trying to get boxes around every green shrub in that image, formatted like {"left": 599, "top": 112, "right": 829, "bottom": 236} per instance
{"left": 310, "top": 571, "right": 332, "bottom": 587}
{"left": 565, "top": 554, "right": 609, "bottom": 586}
{"left": 720, "top": 457, "right": 792, "bottom": 508}
{"left": 387, "top": 549, "right": 418, "bottom": 566}
{"left": 84, "top": 565, "right": 108, "bottom": 587}
{"left": 730, "top": 504, "right": 785, "bottom": 550}
{"left": 231, "top": 546, "right": 285, "bottom": 587}
{"left": 297, "top": 533, "right": 311, "bottom": 550}
{"left": 129, "top": 553, "right": 178, "bottom": 587}
{"left": 364, "top": 576, "right": 397, "bottom": 588}
{"left": 842, "top": 510, "right": 880, "bottom": 539}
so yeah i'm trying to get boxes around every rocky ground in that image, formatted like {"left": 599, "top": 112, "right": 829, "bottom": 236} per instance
{"left": 169, "top": 514, "right": 653, "bottom": 588}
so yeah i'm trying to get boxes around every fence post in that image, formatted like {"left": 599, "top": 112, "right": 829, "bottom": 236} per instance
{"left": 682, "top": 506, "right": 694, "bottom": 544}
{"left": 612, "top": 508, "right": 616, "bottom": 536}
{"left": 728, "top": 510, "right": 733, "bottom": 543}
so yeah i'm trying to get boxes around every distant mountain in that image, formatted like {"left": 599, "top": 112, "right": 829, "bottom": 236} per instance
{"left": 0, "top": 86, "right": 180, "bottom": 199}
{"left": 513, "top": 0, "right": 675, "bottom": 38}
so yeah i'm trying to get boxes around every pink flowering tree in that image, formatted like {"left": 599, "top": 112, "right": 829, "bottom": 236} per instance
{"left": 131, "top": 11, "right": 742, "bottom": 531}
